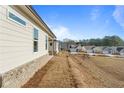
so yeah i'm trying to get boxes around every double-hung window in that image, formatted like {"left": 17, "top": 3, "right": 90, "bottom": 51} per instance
{"left": 33, "top": 28, "right": 38, "bottom": 52}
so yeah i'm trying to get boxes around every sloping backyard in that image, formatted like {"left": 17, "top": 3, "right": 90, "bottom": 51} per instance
{"left": 22, "top": 52, "right": 124, "bottom": 88}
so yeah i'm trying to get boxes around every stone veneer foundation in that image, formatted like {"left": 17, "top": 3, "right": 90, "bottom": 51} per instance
{"left": 0, "top": 55, "right": 53, "bottom": 88}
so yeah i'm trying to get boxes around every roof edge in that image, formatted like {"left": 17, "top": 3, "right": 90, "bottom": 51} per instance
{"left": 26, "top": 5, "right": 56, "bottom": 38}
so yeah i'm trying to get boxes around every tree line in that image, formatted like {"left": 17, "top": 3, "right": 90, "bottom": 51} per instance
{"left": 78, "top": 35, "right": 124, "bottom": 46}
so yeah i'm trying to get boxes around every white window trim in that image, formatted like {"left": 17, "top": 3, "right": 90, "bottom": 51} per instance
{"left": 7, "top": 6, "right": 27, "bottom": 27}
{"left": 45, "top": 35, "right": 48, "bottom": 50}
{"left": 33, "top": 40, "right": 38, "bottom": 53}
{"left": 33, "top": 28, "right": 39, "bottom": 53}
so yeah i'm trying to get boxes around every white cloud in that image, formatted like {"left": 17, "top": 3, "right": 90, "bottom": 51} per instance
{"left": 113, "top": 6, "right": 124, "bottom": 28}
{"left": 50, "top": 25, "right": 76, "bottom": 40}
{"left": 90, "top": 8, "right": 100, "bottom": 21}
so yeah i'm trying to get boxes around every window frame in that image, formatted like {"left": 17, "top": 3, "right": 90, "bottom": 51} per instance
{"left": 45, "top": 35, "right": 48, "bottom": 50}
{"left": 33, "top": 28, "right": 39, "bottom": 52}
{"left": 7, "top": 9, "right": 26, "bottom": 27}
{"left": 33, "top": 40, "right": 38, "bottom": 52}
{"left": 33, "top": 28, "right": 39, "bottom": 40}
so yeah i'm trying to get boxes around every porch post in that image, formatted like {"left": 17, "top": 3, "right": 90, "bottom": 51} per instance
{"left": 52, "top": 39, "right": 54, "bottom": 55}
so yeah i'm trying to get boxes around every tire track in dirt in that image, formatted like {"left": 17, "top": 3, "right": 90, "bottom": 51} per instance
{"left": 68, "top": 55, "right": 104, "bottom": 88}
{"left": 66, "top": 55, "right": 78, "bottom": 88}
{"left": 73, "top": 55, "right": 124, "bottom": 87}
{"left": 22, "top": 60, "right": 55, "bottom": 88}
{"left": 23, "top": 52, "right": 122, "bottom": 88}
{"left": 22, "top": 54, "right": 76, "bottom": 88}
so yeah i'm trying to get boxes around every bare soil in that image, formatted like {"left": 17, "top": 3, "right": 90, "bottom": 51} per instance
{"left": 22, "top": 52, "right": 124, "bottom": 88}
{"left": 22, "top": 53, "right": 76, "bottom": 88}
{"left": 72, "top": 55, "right": 124, "bottom": 87}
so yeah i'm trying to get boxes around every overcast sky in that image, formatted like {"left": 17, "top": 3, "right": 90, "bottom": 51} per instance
{"left": 33, "top": 5, "right": 124, "bottom": 40}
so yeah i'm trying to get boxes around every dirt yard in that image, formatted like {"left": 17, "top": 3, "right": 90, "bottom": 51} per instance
{"left": 22, "top": 53, "right": 76, "bottom": 88}
{"left": 71, "top": 55, "right": 124, "bottom": 87}
{"left": 22, "top": 52, "right": 124, "bottom": 88}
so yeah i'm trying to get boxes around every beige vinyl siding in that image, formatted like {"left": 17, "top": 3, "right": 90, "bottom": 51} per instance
{"left": 0, "top": 6, "right": 49, "bottom": 73}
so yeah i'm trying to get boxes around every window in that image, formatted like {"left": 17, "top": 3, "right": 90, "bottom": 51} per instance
{"left": 33, "top": 28, "right": 38, "bottom": 40}
{"left": 8, "top": 12, "right": 26, "bottom": 26}
{"left": 33, "top": 28, "right": 38, "bottom": 52}
{"left": 45, "top": 35, "right": 48, "bottom": 50}
{"left": 34, "top": 41, "right": 38, "bottom": 52}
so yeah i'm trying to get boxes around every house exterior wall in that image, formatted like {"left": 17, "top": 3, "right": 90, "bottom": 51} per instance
{"left": 48, "top": 40, "right": 60, "bottom": 55}
{"left": 120, "top": 49, "right": 124, "bottom": 56}
{"left": 55, "top": 41, "right": 59, "bottom": 53}
{"left": 2, "top": 55, "right": 53, "bottom": 88}
{"left": 0, "top": 5, "right": 49, "bottom": 74}
{"left": 48, "top": 40, "right": 53, "bottom": 55}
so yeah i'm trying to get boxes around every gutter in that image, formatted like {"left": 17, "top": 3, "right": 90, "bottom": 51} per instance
{"left": 26, "top": 5, "right": 56, "bottom": 39}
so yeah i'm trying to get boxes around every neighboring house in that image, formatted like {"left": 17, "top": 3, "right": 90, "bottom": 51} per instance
{"left": 69, "top": 45, "right": 77, "bottom": 52}
{"left": 69, "top": 44, "right": 82, "bottom": 53}
{"left": 93, "top": 46, "right": 105, "bottom": 53}
{"left": 58, "top": 40, "right": 63, "bottom": 52}
{"left": 81, "top": 46, "right": 87, "bottom": 52}
{"left": 103, "top": 47, "right": 114, "bottom": 54}
{"left": 76, "top": 44, "right": 82, "bottom": 52}
{"left": 116, "top": 46, "right": 124, "bottom": 55}
{"left": 82, "top": 46, "right": 95, "bottom": 53}
{"left": 61, "top": 42, "right": 68, "bottom": 51}
{"left": 102, "top": 46, "right": 124, "bottom": 55}
{"left": 0, "top": 5, "right": 57, "bottom": 87}
{"left": 120, "top": 49, "right": 124, "bottom": 56}
{"left": 61, "top": 41, "right": 76, "bottom": 51}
